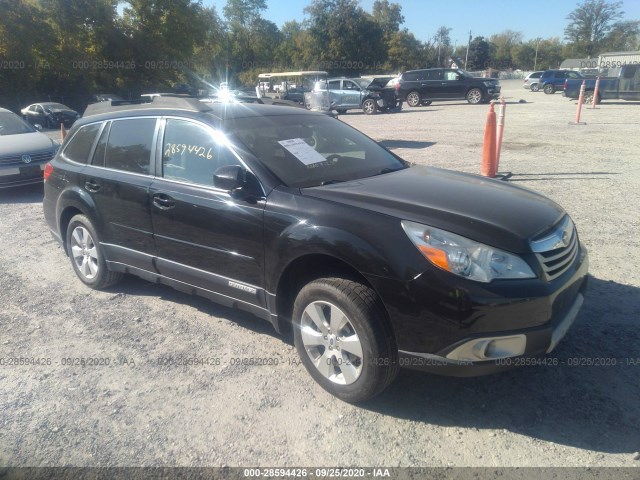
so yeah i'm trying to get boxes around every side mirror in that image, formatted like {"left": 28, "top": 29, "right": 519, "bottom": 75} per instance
{"left": 213, "top": 165, "right": 246, "bottom": 192}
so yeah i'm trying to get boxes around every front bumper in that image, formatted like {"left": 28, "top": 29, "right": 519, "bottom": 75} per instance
{"left": 369, "top": 242, "right": 589, "bottom": 376}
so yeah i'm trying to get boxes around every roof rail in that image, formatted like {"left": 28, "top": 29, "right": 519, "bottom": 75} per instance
{"left": 83, "top": 96, "right": 211, "bottom": 117}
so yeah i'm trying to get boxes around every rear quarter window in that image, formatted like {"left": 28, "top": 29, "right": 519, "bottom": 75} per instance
{"left": 104, "top": 118, "right": 156, "bottom": 174}
{"left": 62, "top": 123, "right": 102, "bottom": 164}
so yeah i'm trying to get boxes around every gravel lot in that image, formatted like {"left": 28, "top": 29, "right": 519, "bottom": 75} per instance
{"left": 0, "top": 80, "right": 639, "bottom": 470}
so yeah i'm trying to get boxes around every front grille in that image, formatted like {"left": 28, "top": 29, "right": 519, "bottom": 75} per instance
{"left": 531, "top": 216, "right": 579, "bottom": 281}
{"left": 0, "top": 150, "right": 55, "bottom": 166}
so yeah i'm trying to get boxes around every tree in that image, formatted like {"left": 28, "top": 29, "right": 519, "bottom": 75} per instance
{"left": 433, "top": 25, "right": 451, "bottom": 67}
{"left": 384, "top": 29, "right": 425, "bottom": 72}
{"left": 465, "top": 36, "right": 491, "bottom": 70}
{"left": 565, "top": 0, "right": 624, "bottom": 56}
{"left": 304, "top": 0, "right": 385, "bottom": 75}
{"left": 372, "top": 0, "right": 404, "bottom": 35}
{"left": 601, "top": 20, "right": 640, "bottom": 51}
{"left": 489, "top": 30, "right": 523, "bottom": 69}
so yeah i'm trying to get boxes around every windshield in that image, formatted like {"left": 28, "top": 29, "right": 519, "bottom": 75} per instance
{"left": 229, "top": 114, "right": 406, "bottom": 188}
{"left": 353, "top": 78, "right": 371, "bottom": 89}
{"left": 0, "top": 112, "right": 36, "bottom": 135}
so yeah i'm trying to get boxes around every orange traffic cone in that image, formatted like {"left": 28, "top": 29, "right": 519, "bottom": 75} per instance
{"left": 60, "top": 123, "right": 67, "bottom": 141}
{"left": 481, "top": 102, "right": 497, "bottom": 178}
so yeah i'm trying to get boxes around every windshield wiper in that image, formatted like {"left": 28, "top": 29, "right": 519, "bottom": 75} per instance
{"left": 375, "top": 167, "right": 404, "bottom": 175}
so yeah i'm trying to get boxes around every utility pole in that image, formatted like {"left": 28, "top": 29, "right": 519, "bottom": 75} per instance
{"left": 465, "top": 30, "right": 472, "bottom": 70}
{"left": 534, "top": 38, "right": 541, "bottom": 70}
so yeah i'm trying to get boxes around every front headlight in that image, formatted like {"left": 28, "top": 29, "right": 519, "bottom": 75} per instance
{"left": 401, "top": 220, "right": 535, "bottom": 283}
{"left": 483, "top": 81, "right": 495, "bottom": 88}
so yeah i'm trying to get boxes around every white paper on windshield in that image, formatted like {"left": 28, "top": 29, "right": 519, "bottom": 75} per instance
{"left": 278, "top": 138, "right": 327, "bottom": 165}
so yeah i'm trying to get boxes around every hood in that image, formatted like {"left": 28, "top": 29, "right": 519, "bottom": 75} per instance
{"left": 0, "top": 132, "right": 57, "bottom": 157}
{"left": 302, "top": 166, "right": 565, "bottom": 253}
{"left": 362, "top": 77, "right": 395, "bottom": 91}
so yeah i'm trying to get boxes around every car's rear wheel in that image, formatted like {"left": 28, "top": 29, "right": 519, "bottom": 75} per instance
{"left": 336, "top": 109, "right": 347, "bottom": 115}
{"left": 406, "top": 91, "right": 421, "bottom": 107}
{"left": 66, "top": 214, "right": 123, "bottom": 289}
{"left": 543, "top": 84, "right": 555, "bottom": 94}
{"left": 362, "top": 99, "right": 377, "bottom": 115}
{"left": 531, "top": 83, "right": 540, "bottom": 92}
{"left": 293, "top": 277, "right": 399, "bottom": 403}
{"left": 583, "top": 91, "right": 600, "bottom": 105}
{"left": 466, "top": 88, "right": 483, "bottom": 104}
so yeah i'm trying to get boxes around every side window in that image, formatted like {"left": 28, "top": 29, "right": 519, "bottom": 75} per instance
{"left": 343, "top": 81, "right": 359, "bottom": 90}
{"left": 622, "top": 65, "right": 637, "bottom": 78}
{"left": 443, "top": 70, "right": 458, "bottom": 80}
{"left": 402, "top": 72, "right": 419, "bottom": 81}
{"left": 35, "top": 105, "right": 44, "bottom": 114}
{"left": 568, "top": 72, "right": 579, "bottom": 79}
{"left": 425, "top": 70, "right": 442, "bottom": 80}
{"left": 62, "top": 123, "right": 102, "bottom": 164}
{"left": 162, "top": 119, "right": 241, "bottom": 186}
{"left": 92, "top": 121, "right": 110, "bottom": 167}
{"left": 104, "top": 118, "right": 156, "bottom": 174}
{"left": 328, "top": 80, "right": 340, "bottom": 90}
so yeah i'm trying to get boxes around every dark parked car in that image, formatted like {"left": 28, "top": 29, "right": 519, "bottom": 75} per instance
{"left": 43, "top": 97, "right": 588, "bottom": 402}
{"left": 327, "top": 77, "right": 400, "bottom": 114}
{"left": 394, "top": 68, "right": 501, "bottom": 106}
{"left": 0, "top": 107, "right": 60, "bottom": 188}
{"left": 20, "top": 102, "right": 80, "bottom": 129}
{"left": 564, "top": 64, "right": 640, "bottom": 104}
{"left": 539, "top": 70, "right": 584, "bottom": 94}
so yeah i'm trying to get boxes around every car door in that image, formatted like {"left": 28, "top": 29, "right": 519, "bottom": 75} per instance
{"left": 419, "top": 69, "right": 443, "bottom": 99}
{"left": 440, "top": 69, "right": 467, "bottom": 99}
{"left": 327, "top": 80, "right": 342, "bottom": 109}
{"left": 149, "top": 117, "right": 267, "bottom": 308}
{"left": 81, "top": 117, "right": 158, "bottom": 271}
{"left": 341, "top": 80, "right": 363, "bottom": 108}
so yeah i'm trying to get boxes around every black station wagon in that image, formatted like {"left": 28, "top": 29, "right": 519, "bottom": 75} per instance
{"left": 43, "top": 97, "right": 588, "bottom": 402}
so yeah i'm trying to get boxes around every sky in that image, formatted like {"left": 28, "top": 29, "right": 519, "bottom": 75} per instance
{"left": 204, "top": 0, "right": 640, "bottom": 46}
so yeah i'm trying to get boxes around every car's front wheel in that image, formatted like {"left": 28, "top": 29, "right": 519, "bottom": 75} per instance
{"left": 466, "top": 88, "right": 483, "bottom": 104}
{"left": 543, "top": 84, "right": 555, "bottom": 94}
{"left": 293, "top": 277, "right": 399, "bottom": 403}
{"left": 66, "top": 214, "right": 123, "bottom": 289}
{"left": 406, "top": 91, "right": 421, "bottom": 107}
{"left": 362, "top": 99, "right": 377, "bottom": 115}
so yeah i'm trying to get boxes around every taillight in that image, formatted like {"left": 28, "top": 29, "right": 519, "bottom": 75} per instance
{"left": 44, "top": 163, "right": 53, "bottom": 182}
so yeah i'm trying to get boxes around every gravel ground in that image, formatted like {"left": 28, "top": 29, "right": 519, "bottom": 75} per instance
{"left": 0, "top": 80, "right": 639, "bottom": 470}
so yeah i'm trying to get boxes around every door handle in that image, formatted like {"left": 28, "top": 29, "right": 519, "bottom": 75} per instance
{"left": 153, "top": 193, "right": 176, "bottom": 210}
{"left": 84, "top": 179, "right": 101, "bottom": 192}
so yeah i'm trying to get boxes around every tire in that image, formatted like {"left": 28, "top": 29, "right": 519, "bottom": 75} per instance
{"left": 406, "top": 91, "right": 421, "bottom": 107}
{"left": 336, "top": 109, "right": 347, "bottom": 115}
{"left": 543, "top": 84, "right": 555, "bottom": 94}
{"left": 583, "top": 91, "right": 600, "bottom": 105}
{"left": 66, "top": 214, "right": 123, "bottom": 289}
{"left": 530, "top": 83, "right": 540, "bottom": 92}
{"left": 362, "top": 98, "right": 377, "bottom": 115}
{"left": 292, "top": 277, "right": 399, "bottom": 403}
{"left": 466, "top": 88, "right": 483, "bottom": 104}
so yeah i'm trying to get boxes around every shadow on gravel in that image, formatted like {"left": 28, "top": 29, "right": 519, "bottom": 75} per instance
{"left": 107, "top": 275, "right": 286, "bottom": 341}
{"left": 379, "top": 140, "right": 436, "bottom": 149}
{"left": 363, "top": 276, "right": 640, "bottom": 455}
{"left": 0, "top": 182, "right": 44, "bottom": 204}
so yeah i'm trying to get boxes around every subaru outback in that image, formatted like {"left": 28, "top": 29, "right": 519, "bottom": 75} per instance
{"left": 43, "top": 97, "right": 588, "bottom": 402}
